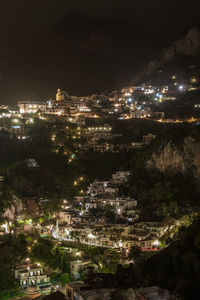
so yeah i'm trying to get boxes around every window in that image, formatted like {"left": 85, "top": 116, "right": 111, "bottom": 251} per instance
{"left": 67, "top": 290, "right": 72, "bottom": 297}
{"left": 30, "top": 271, "right": 33, "bottom": 276}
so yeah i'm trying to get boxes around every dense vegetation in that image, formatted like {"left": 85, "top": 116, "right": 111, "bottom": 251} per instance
{"left": 135, "top": 218, "right": 200, "bottom": 300}
{"left": 1, "top": 117, "right": 200, "bottom": 298}
{"left": 159, "top": 90, "right": 200, "bottom": 119}
{"left": 0, "top": 119, "right": 86, "bottom": 220}
{"left": 0, "top": 234, "right": 28, "bottom": 293}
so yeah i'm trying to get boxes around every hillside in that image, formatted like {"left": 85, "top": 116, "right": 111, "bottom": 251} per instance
{"left": 136, "top": 218, "right": 200, "bottom": 299}
{"left": 157, "top": 90, "right": 200, "bottom": 119}
{"left": 132, "top": 27, "right": 200, "bottom": 84}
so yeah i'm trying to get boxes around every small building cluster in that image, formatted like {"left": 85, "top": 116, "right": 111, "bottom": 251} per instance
{"left": 53, "top": 170, "right": 165, "bottom": 251}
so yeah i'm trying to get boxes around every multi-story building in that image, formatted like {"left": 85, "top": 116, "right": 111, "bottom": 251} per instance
{"left": 15, "top": 264, "right": 51, "bottom": 289}
{"left": 84, "top": 125, "right": 112, "bottom": 141}
{"left": 132, "top": 106, "right": 152, "bottom": 118}
{"left": 70, "top": 260, "right": 92, "bottom": 279}
{"left": 58, "top": 210, "right": 77, "bottom": 225}
{"left": 85, "top": 202, "right": 97, "bottom": 211}
{"left": 101, "top": 197, "right": 137, "bottom": 216}
{"left": 56, "top": 89, "right": 69, "bottom": 101}
{"left": 66, "top": 281, "right": 87, "bottom": 300}
{"left": 111, "top": 171, "right": 131, "bottom": 183}
{"left": 46, "top": 101, "right": 69, "bottom": 116}
{"left": 18, "top": 101, "right": 46, "bottom": 114}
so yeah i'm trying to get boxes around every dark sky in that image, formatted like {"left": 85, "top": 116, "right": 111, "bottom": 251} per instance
{"left": 0, "top": 0, "right": 200, "bottom": 104}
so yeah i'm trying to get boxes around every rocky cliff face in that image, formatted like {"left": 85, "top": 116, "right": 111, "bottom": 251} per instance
{"left": 3, "top": 196, "right": 24, "bottom": 221}
{"left": 132, "top": 28, "right": 200, "bottom": 83}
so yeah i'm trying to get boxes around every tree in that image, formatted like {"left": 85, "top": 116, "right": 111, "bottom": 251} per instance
{"left": 31, "top": 237, "right": 54, "bottom": 265}
{"left": 10, "top": 234, "right": 28, "bottom": 261}
{"left": 59, "top": 273, "right": 72, "bottom": 286}
{"left": 128, "top": 246, "right": 141, "bottom": 261}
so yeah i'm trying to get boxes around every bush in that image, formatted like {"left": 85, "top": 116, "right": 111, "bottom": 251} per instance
{"left": 59, "top": 273, "right": 72, "bottom": 286}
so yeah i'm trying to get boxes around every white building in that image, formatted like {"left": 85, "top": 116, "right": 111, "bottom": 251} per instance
{"left": 70, "top": 261, "right": 92, "bottom": 279}
{"left": 58, "top": 210, "right": 76, "bottom": 224}
{"left": 102, "top": 198, "right": 137, "bottom": 216}
{"left": 85, "top": 202, "right": 97, "bottom": 211}
{"left": 15, "top": 265, "right": 51, "bottom": 288}
{"left": 18, "top": 101, "right": 46, "bottom": 114}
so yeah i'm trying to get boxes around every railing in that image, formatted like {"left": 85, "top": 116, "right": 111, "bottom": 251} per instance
{"left": 52, "top": 230, "right": 118, "bottom": 248}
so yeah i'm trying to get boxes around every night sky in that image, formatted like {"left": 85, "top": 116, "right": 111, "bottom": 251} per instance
{"left": 0, "top": 0, "right": 200, "bottom": 104}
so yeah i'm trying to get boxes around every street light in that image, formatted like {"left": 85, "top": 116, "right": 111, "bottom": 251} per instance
{"left": 153, "top": 240, "right": 159, "bottom": 246}
{"left": 119, "top": 240, "right": 123, "bottom": 248}
{"left": 88, "top": 233, "right": 95, "bottom": 239}
{"left": 12, "top": 118, "right": 19, "bottom": 123}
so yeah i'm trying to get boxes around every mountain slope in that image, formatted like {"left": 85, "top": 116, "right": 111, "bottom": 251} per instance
{"left": 132, "top": 28, "right": 200, "bottom": 84}
{"left": 137, "top": 218, "right": 200, "bottom": 300}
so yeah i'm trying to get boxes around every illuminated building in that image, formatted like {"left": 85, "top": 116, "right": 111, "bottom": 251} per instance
{"left": 46, "top": 89, "right": 71, "bottom": 115}
{"left": 58, "top": 210, "right": 77, "bottom": 224}
{"left": 70, "top": 261, "right": 92, "bottom": 279}
{"left": 121, "top": 86, "right": 134, "bottom": 94}
{"left": 15, "top": 264, "right": 51, "bottom": 289}
{"left": 18, "top": 101, "right": 46, "bottom": 114}
{"left": 84, "top": 124, "right": 112, "bottom": 140}
{"left": 56, "top": 89, "right": 69, "bottom": 101}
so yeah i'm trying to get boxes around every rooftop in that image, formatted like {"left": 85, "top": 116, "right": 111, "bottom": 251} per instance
{"left": 16, "top": 264, "right": 41, "bottom": 270}
{"left": 79, "top": 288, "right": 115, "bottom": 299}
{"left": 43, "top": 291, "right": 65, "bottom": 300}
{"left": 138, "top": 286, "right": 171, "bottom": 300}
{"left": 66, "top": 281, "right": 87, "bottom": 289}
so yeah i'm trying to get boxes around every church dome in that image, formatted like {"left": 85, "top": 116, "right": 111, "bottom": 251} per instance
{"left": 25, "top": 285, "right": 41, "bottom": 298}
